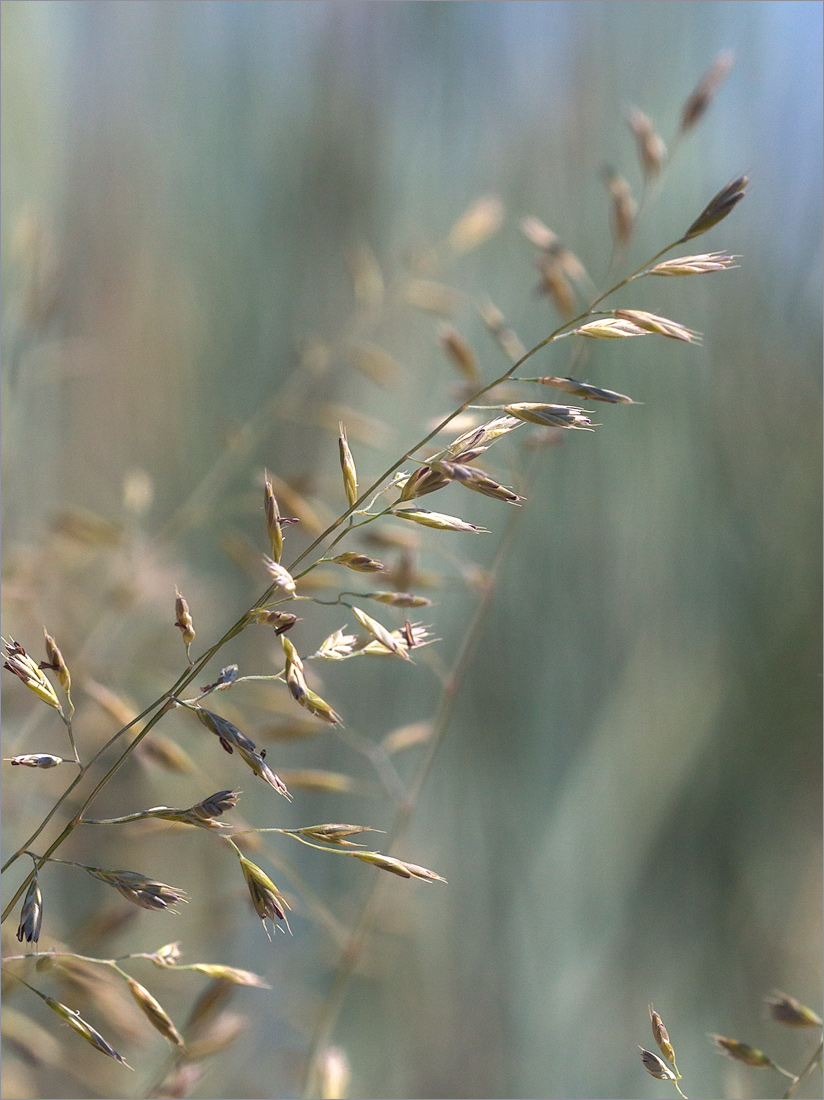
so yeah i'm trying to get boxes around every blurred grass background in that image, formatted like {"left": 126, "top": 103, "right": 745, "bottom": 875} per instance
{"left": 1, "top": 2, "right": 821, "bottom": 1098}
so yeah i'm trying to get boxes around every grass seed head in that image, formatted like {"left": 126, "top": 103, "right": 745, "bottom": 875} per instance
{"left": 174, "top": 589, "right": 196, "bottom": 651}
{"left": 9, "top": 753, "right": 65, "bottom": 768}
{"left": 238, "top": 856, "right": 291, "bottom": 938}
{"left": 648, "top": 251, "right": 738, "bottom": 276}
{"left": 85, "top": 867, "right": 188, "bottom": 912}
{"left": 447, "top": 195, "right": 504, "bottom": 253}
{"left": 573, "top": 317, "right": 649, "bottom": 339}
{"left": 264, "top": 473, "right": 283, "bottom": 563}
{"left": 391, "top": 507, "right": 490, "bottom": 533}
{"left": 613, "top": 309, "right": 701, "bottom": 344}
{"left": 684, "top": 176, "right": 749, "bottom": 240}
{"left": 337, "top": 425, "right": 359, "bottom": 507}
{"left": 264, "top": 557, "right": 296, "bottom": 594}
{"left": 440, "top": 327, "right": 480, "bottom": 384}
{"left": 601, "top": 167, "right": 637, "bottom": 243}
{"left": 330, "top": 551, "right": 385, "bottom": 573}
{"left": 680, "top": 49, "right": 734, "bottom": 133}
{"left": 42, "top": 629, "right": 71, "bottom": 694}
{"left": 649, "top": 1005, "right": 676, "bottom": 1064}
{"left": 627, "top": 107, "right": 667, "bottom": 179}
{"left": 3, "top": 637, "right": 62, "bottom": 711}
{"left": 125, "top": 976, "right": 184, "bottom": 1046}
{"left": 764, "top": 992, "right": 823, "bottom": 1028}
{"left": 16, "top": 877, "right": 43, "bottom": 943}
{"left": 708, "top": 1034, "right": 773, "bottom": 1067}
{"left": 44, "top": 995, "right": 131, "bottom": 1067}
{"left": 639, "top": 1046, "right": 676, "bottom": 1081}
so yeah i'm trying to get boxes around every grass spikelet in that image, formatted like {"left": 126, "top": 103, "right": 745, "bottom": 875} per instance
{"left": 186, "top": 964, "right": 271, "bottom": 987}
{"left": 264, "top": 472, "right": 283, "bottom": 563}
{"left": 42, "top": 630, "right": 71, "bottom": 696}
{"left": 347, "top": 342, "right": 402, "bottom": 387}
{"left": 363, "top": 591, "right": 432, "bottom": 608}
{"left": 391, "top": 507, "right": 490, "bottom": 533}
{"left": 439, "top": 327, "right": 480, "bottom": 384}
{"left": 296, "top": 823, "right": 381, "bottom": 846}
{"left": 680, "top": 49, "right": 734, "bottom": 133}
{"left": 601, "top": 167, "right": 636, "bottom": 243}
{"left": 264, "top": 557, "right": 296, "bottom": 594}
{"left": 647, "top": 251, "right": 738, "bottom": 276}
{"left": 764, "top": 992, "right": 823, "bottom": 1028}
{"left": 16, "top": 877, "right": 42, "bottom": 944}
{"left": 404, "top": 279, "right": 462, "bottom": 317}
{"left": 337, "top": 424, "right": 359, "bottom": 506}
{"left": 330, "top": 552, "right": 384, "bottom": 573}
{"left": 124, "top": 975, "right": 184, "bottom": 1046}
{"left": 683, "top": 175, "right": 749, "bottom": 240}
{"left": 612, "top": 309, "right": 701, "bottom": 343}
{"left": 498, "top": 403, "right": 596, "bottom": 430}
{"left": 8, "top": 753, "right": 66, "bottom": 768}
{"left": 708, "top": 1034, "right": 774, "bottom": 1068}
{"left": 351, "top": 606, "right": 412, "bottom": 660}
{"left": 235, "top": 853, "right": 291, "bottom": 938}
{"left": 447, "top": 194, "right": 504, "bottom": 253}
{"left": 533, "top": 376, "right": 636, "bottom": 404}
{"left": 479, "top": 300, "right": 526, "bottom": 361}
{"left": 573, "top": 317, "right": 649, "bottom": 339}
{"left": 174, "top": 589, "right": 196, "bottom": 660}
{"left": 84, "top": 867, "right": 188, "bottom": 912}
{"left": 639, "top": 1046, "right": 677, "bottom": 1083}
{"left": 2, "top": 638, "right": 62, "bottom": 712}
{"left": 627, "top": 107, "right": 667, "bottom": 179}
{"left": 349, "top": 850, "right": 447, "bottom": 882}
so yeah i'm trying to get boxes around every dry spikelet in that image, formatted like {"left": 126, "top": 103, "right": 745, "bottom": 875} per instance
{"left": 627, "top": 107, "right": 667, "bottom": 179}
{"left": 124, "top": 976, "right": 184, "bottom": 1046}
{"left": 2, "top": 638, "right": 61, "bottom": 711}
{"left": 404, "top": 279, "right": 462, "bottom": 317}
{"left": 430, "top": 459, "right": 523, "bottom": 505}
{"left": 439, "top": 327, "right": 480, "bottom": 384}
{"left": 263, "top": 472, "right": 283, "bottom": 563}
{"left": 639, "top": 1046, "right": 676, "bottom": 1082}
{"left": 330, "top": 551, "right": 384, "bottom": 573}
{"left": 683, "top": 176, "right": 748, "bottom": 240}
{"left": 573, "top": 317, "right": 649, "bottom": 339}
{"left": 647, "top": 251, "right": 738, "bottom": 276}
{"left": 350, "top": 850, "right": 447, "bottom": 882}
{"left": 351, "top": 606, "right": 412, "bottom": 660}
{"left": 764, "top": 992, "right": 823, "bottom": 1028}
{"left": 381, "top": 721, "right": 433, "bottom": 754}
{"left": 265, "top": 472, "right": 329, "bottom": 535}
{"left": 237, "top": 855, "right": 291, "bottom": 938}
{"left": 186, "top": 964, "right": 270, "bottom": 988}
{"left": 51, "top": 508, "right": 123, "bottom": 547}
{"left": 680, "top": 49, "right": 734, "bottom": 133}
{"left": 314, "top": 628, "right": 358, "bottom": 661}
{"left": 337, "top": 424, "right": 359, "bottom": 506}
{"left": 183, "top": 1010, "right": 247, "bottom": 1060}
{"left": 363, "top": 591, "right": 432, "bottom": 608}
{"left": 40, "top": 992, "right": 131, "bottom": 1067}
{"left": 479, "top": 300, "right": 526, "bottom": 361}
{"left": 296, "top": 823, "right": 381, "bottom": 846}
{"left": 447, "top": 195, "right": 504, "bottom": 253}
{"left": 613, "top": 309, "right": 701, "bottom": 344}
{"left": 535, "top": 253, "right": 576, "bottom": 317}
{"left": 649, "top": 1005, "right": 676, "bottom": 1065}
{"left": 499, "top": 402, "right": 596, "bottom": 430}
{"left": 264, "top": 557, "right": 297, "bottom": 594}
{"left": 601, "top": 167, "right": 636, "bottom": 243}
{"left": 536, "top": 376, "right": 635, "bottom": 404}
{"left": 16, "top": 878, "right": 43, "bottom": 944}
{"left": 8, "top": 753, "right": 65, "bottom": 768}
{"left": 84, "top": 867, "right": 188, "bottom": 913}
{"left": 708, "top": 1034, "right": 773, "bottom": 1067}
{"left": 174, "top": 589, "right": 196, "bottom": 654}
{"left": 42, "top": 630, "right": 70, "bottom": 694}
{"left": 392, "top": 507, "right": 489, "bottom": 534}
{"left": 136, "top": 734, "right": 196, "bottom": 774}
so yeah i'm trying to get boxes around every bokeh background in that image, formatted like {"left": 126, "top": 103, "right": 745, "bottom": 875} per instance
{"left": 2, "top": 3, "right": 821, "bottom": 1099}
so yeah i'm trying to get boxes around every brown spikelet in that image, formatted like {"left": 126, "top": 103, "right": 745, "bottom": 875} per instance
{"left": 440, "top": 327, "right": 480, "bottom": 384}
{"left": 680, "top": 49, "right": 734, "bottom": 133}
{"left": 601, "top": 167, "right": 637, "bottom": 244}
{"left": 338, "top": 424, "right": 359, "bottom": 507}
{"left": 174, "top": 589, "right": 196, "bottom": 656}
{"left": 264, "top": 473, "right": 283, "bottom": 563}
{"left": 42, "top": 630, "right": 71, "bottom": 694}
{"left": 124, "top": 976, "right": 184, "bottom": 1046}
{"left": 708, "top": 1034, "right": 773, "bottom": 1067}
{"left": 764, "top": 992, "right": 823, "bottom": 1028}
{"left": 627, "top": 107, "right": 666, "bottom": 179}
